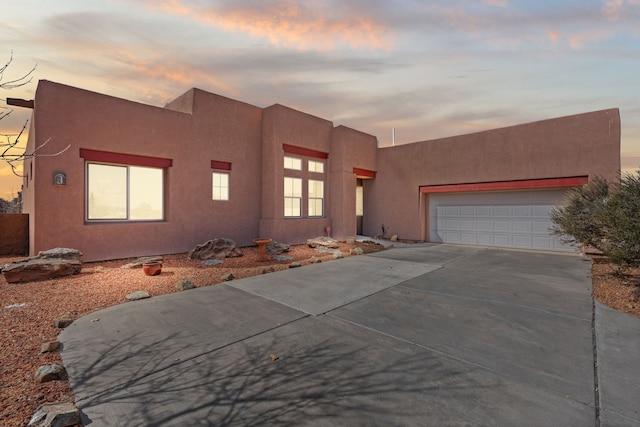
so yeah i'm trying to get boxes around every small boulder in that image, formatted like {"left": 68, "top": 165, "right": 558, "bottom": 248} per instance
{"left": 121, "top": 255, "right": 163, "bottom": 269}
{"left": 188, "top": 238, "right": 243, "bottom": 260}
{"left": 289, "top": 262, "right": 302, "bottom": 268}
{"left": 310, "top": 256, "right": 322, "bottom": 264}
{"left": 126, "top": 291, "right": 151, "bottom": 301}
{"left": 40, "top": 341, "right": 61, "bottom": 354}
{"left": 350, "top": 247, "right": 364, "bottom": 255}
{"left": 307, "top": 236, "right": 340, "bottom": 249}
{"left": 332, "top": 252, "right": 344, "bottom": 259}
{"left": 2, "top": 248, "right": 82, "bottom": 284}
{"left": 221, "top": 273, "right": 234, "bottom": 281}
{"left": 390, "top": 235, "right": 398, "bottom": 242}
{"left": 176, "top": 278, "right": 195, "bottom": 290}
{"left": 275, "top": 255, "right": 293, "bottom": 262}
{"left": 202, "top": 259, "right": 223, "bottom": 266}
{"left": 34, "top": 364, "right": 66, "bottom": 383}
{"left": 261, "top": 266, "right": 276, "bottom": 274}
{"left": 266, "top": 241, "right": 290, "bottom": 255}
{"left": 52, "top": 317, "right": 74, "bottom": 329}
{"left": 28, "top": 402, "right": 80, "bottom": 427}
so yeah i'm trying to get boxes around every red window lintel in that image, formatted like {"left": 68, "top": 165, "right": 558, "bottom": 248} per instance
{"left": 80, "top": 148, "right": 172, "bottom": 168}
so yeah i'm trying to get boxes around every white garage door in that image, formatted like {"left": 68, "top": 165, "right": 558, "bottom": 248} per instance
{"left": 429, "top": 190, "right": 576, "bottom": 252}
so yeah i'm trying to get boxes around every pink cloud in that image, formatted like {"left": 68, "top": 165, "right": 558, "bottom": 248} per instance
{"left": 146, "top": 0, "right": 392, "bottom": 50}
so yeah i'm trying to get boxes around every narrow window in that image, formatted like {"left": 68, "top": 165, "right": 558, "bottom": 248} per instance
{"left": 284, "top": 177, "right": 302, "bottom": 217}
{"left": 212, "top": 172, "right": 229, "bottom": 201}
{"left": 308, "top": 160, "right": 324, "bottom": 173}
{"left": 308, "top": 179, "right": 324, "bottom": 217}
{"left": 284, "top": 156, "right": 302, "bottom": 170}
{"left": 87, "top": 163, "right": 163, "bottom": 221}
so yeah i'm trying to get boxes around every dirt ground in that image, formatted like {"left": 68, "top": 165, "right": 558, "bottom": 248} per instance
{"left": 1, "top": 243, "right": 638, "bottom": 426}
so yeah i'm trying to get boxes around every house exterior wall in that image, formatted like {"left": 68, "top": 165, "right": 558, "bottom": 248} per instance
{"left": 366, "top": 108, "right": 621, "bottom": 241}
{"left": 20, "top": 80, "right": 620, "bottom": 261}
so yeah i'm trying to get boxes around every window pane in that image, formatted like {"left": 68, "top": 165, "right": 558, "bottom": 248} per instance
{"left": 284, "top": 197, "right": 301, "bottom": 217}
{"left": 309, "top": 180, "right": 323, "bottom": 197}
{"left": 284, "top": 156, "right": 302, "bottom": 170}
{"left": 309, "top": 199, "right": 323, "bottom": 217}
{"left": 130, "top": 166, "right": 163, "bottom": 220}
{"left": 213, "top": 172, "right": 229, "bottom": 201}
{"left": 284, "top": 177, "right": 302, "bottom": 197}
{"left": 356, "top": 186, "right": 364, "bottom": 216}
{"left": 87, "top": 164, "right": 127, "bottom": 219}
{"left": 309, "top": 160, "right": 324, "bottom": 173}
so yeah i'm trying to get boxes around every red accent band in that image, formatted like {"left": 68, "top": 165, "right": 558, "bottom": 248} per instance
{"left": 283, "top": 144, "right": 328, "bottom": 159}
{"left": 80, "top": 148, "right": 172, "bottom": 168}
{"left": 353, "top": 167, "right": 376, "bottom": 178}
{"left": 211, "top": 160, "right": 232, "bottom": 171}
{"left": 420, "top": 176, "right": 589, "bottom": 193}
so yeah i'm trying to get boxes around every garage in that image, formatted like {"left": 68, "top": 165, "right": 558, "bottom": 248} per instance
{"left": 428, "top": 188, "right": 576, "bottom": 252}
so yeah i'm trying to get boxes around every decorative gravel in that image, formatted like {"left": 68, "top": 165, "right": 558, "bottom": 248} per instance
{"left": 0, "top": 242, "right": 383, "bottom": 426}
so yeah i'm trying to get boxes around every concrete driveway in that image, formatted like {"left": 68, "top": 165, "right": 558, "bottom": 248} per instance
{"left": 59, "top": 244, "right": 640, "bottom": 426}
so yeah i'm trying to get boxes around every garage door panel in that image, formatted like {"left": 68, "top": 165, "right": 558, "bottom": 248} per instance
{"left": 429, "top": 190, "right": 576, "bottom": 252}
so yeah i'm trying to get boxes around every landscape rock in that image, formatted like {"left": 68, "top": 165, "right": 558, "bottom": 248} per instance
{"left": 34, "top": 364, "right": 67, "bottom": 383}
{"left": 350, "top": 247, "right": 364, "bottom": 255}
{"left": 121, "top": 255, "right": 163, "bottom": 269}
{"left": 176, "top": 278, "right": 195, "bottom": 290}
{"left": 390, "top": 234, "right": 398, "bottom": 242}
{"left": 266, "top": 241, "right": 290, "bottom": 255}
{"left": 332, "top": 252, "right": 344, "bottom": 259}
{"left": 52, "top": 317, "right": 74, "bottom": 329}
{"left": 202, "top": 259, "right": 223, "bottom": 266}
{"left": 2, "top": 248, "right": 82, "bottom": 284}
{"left": 261, "top": 266, "right": 276, "bottom": 274}
{"left": 188, "top": 238, "right": 243, "bottom": 260}
{"left": 310, "top": 256, "right": 322, "bottom": 264}
{"left": 40, "top": 341, "right": 61, "bottom": 354}
{"left": 126, "top": 291, "right": 151, "bottom": 301}
{"left": 221, "top": 273, "right": 234, "bottom": 281}
{"left": 275, "top": 255, "right": 293, "bottom": 262}
{"left": 307, "top": 236, "right": 340, "bottom": 249}
{"left": 28, "top": 402, "right": 80, "bottom": 427}
{"left": 289, "top": 262, "right": 302, "bottom": 268}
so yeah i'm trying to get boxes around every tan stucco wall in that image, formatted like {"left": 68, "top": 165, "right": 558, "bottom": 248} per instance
{"left": 366, "top": 108, "right": 621, "bottom": 241}
{"left": 21, "top": 80, "right": 620, "bottom": 261}
{"left": 23, "top": 81, "right": 264, "bottom": 261}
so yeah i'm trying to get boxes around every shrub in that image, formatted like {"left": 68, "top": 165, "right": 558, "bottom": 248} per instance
{"left": 551, "top": 171, "right": 640, "bottom": 266}
{"left": 550, "top": 176, "right": 610, "bottom": 252}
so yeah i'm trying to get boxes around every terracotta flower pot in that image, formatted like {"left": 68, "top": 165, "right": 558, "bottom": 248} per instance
{"left": 142, "top": 261, "right": 162, "bottom": 276}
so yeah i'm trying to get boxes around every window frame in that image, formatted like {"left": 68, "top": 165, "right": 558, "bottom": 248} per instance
{"left": 212, "top": 171, "right": 230, "bottom": 201}
{"left": 85, "top": 161, "right": 165, "bottom": 222}
{"left": 284, "top": 176, "right": 303, "bottom": 218}
{"left": 308, "top": 179, "right": 324, "bottom": 217}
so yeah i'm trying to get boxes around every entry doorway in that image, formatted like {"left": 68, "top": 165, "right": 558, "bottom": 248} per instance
{"left": 356, "top": 179, "right": 364, "bottom": 235}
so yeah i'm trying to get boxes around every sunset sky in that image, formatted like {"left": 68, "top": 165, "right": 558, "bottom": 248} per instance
{"left": 1, "top": 0, "right": 639, "bottom": 200}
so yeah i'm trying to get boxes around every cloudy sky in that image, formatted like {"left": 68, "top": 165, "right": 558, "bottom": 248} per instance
{"left": 1, "top": 0, "right": 639, "bottom": 200}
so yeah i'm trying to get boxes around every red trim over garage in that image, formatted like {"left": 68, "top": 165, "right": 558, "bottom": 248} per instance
{"left": 283, "top": 144, "right": 329, "bottom": 159}
{"left": 420, "top": 176, "right": 588, "bottom": 193}
{"left": 353, "top": 167, "right": 376, "bottom": 179}
{"left": 80, "top": 148, "right": 173, "bottom": 168}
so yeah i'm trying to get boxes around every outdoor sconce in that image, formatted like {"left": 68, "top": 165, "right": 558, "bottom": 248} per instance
{"left": 53, "top": 171, "right": 66, "bottom": 186}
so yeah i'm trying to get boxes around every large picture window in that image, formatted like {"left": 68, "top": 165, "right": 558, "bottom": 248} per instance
{"left": 308, "top": 179, "right": 324, "bottom": 217}
{"left": 87, "top": 163, "right": 164, "bottom": 221}
{"left": 284, "top": 177, "right": 302, "bottom": 217}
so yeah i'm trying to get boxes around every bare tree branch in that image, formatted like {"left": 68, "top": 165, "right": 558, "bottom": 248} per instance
{"left": 0, "top": 50, "right": 37, "bottom": 89}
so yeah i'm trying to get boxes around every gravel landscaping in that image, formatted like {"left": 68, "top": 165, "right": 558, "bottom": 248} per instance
{"left": 1, "top": 242, "right": 638, "bottom": 426}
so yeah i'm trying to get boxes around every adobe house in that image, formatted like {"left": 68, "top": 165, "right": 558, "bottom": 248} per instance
{"left": 19, "top": 80, "right": 620, "bottom": 262}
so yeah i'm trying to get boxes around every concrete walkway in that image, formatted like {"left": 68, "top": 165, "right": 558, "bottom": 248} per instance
{"left": 59, "top": 244, "right": 640, "bottom": 426}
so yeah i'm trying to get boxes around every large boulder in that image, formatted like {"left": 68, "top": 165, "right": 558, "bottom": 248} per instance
{"left": 307, "top": 236, "right": 340, "bottom": 249}
{"left": 188, "top": 238, "right": 243, "bottom": 260}
{"left": 2, "top": 248, "right": 82, "bottom": 284}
